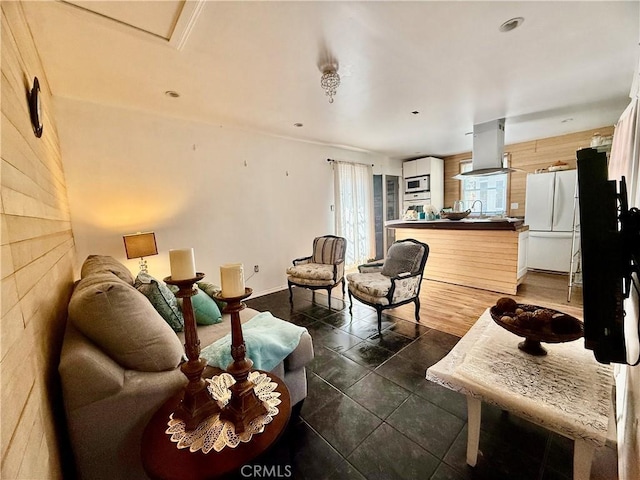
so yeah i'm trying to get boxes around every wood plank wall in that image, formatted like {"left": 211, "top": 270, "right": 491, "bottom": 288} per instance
{"left": 1, "top": 2, "right": 76, "bottom": 478}
{"left": 443, "top": 125, "right": 616, "bottom": 216}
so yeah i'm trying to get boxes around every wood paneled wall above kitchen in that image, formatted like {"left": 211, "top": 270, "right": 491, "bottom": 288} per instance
{"left": 443, "top": 126, "right": 615, "bottom": 217}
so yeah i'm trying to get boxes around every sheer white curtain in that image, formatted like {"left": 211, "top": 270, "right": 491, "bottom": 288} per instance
{"left": 333, "top": 161, "right": 374, "bottom": 269}
{"left": 609, "top": 91, "right": 640, "bottom": 367}
{"left": 609, "top": 66, "right": 640, "bottom": 480}
{"left": 609, "top": 99, "right": 639, "bottom": 204}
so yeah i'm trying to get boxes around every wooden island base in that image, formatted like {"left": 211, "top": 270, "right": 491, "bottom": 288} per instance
{"left": 393, "top": 223, "right": 529, "bottom": 295}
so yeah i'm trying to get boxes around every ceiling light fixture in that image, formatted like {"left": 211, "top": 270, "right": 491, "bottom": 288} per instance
{"left": 320, "top": 62, "right": 340, "bottom": 103}
{"left": 499, "top": 17, "right": 524, "bottom": 33}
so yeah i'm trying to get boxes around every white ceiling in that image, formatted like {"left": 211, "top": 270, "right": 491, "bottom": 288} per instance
{"left": 23, "top": 1, "right": 639, "bottom": 159}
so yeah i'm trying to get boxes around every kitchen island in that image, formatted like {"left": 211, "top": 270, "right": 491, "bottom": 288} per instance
{"left": 386, "top": 218, "right": 529, "bottom": 295}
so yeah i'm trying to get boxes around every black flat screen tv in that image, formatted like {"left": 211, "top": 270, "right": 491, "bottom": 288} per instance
{"left": 577, "top": 147, "right": 640, "bottom": 365}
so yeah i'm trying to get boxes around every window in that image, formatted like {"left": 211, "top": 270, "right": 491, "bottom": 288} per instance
{"left": 459, "top": 157, "right": 508, "bottom": 215}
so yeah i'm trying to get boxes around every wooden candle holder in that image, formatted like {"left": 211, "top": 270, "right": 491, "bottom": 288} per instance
{"left": 164, "top": 273, "right": 220, "bottom": 430}
{"left": 214, "top": 288, "right": 268, "bottom": 434}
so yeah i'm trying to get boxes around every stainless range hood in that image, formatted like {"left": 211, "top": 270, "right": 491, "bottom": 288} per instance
{"left": 456, "top": 118, "right": 516, "bottom": 178}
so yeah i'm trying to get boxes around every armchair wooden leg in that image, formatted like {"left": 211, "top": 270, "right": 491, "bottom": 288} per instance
{"left": 414, "top": 297, "right": 421, "bottom": 322}
{"left": 288, "top": 282, "right": 294, "bottom": 304}
{"left": 376, "top": 307, "right": 383, "bottom": 332}
{"left": 327, "top": 288, "right": 332, "bottom": 310}
{"left": 341, "top": 279, "right": 345, "bottom": 297}
{"left": 348, "top": 290, "right": 353, "bottom": 315}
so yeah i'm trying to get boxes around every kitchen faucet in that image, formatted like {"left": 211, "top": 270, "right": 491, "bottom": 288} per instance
{"left": 470, "top": 200, "right": 483, "bottom": 217}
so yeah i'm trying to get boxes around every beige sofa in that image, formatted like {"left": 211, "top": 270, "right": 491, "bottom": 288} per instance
{"left": 59, "top": 256, "right": 314, "bottom": 480}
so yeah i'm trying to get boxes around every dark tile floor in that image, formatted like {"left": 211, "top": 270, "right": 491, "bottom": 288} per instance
{"left": 229, "top": 288, "right": 615, "bottom": 480}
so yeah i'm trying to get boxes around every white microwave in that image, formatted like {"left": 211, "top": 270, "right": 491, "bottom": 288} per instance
{"left": 405, "top": 175, "right": 430, "bottom": 194}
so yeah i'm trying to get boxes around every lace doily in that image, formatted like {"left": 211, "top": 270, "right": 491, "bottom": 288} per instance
{"left": 165, "top": 371, "right": 281, "bottom": 453}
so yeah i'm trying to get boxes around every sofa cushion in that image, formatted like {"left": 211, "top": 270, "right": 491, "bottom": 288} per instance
{"left": 134, "top": 272, "right": 184, "bottom": 332}
{"left": 80, "top": 255, "right": 135, "bottom": 285}
{"left": 68, "top": 272, "right": 184, "bottom": 371}
{"left": 185, "top": 308, "right": 259, "bottom": 347}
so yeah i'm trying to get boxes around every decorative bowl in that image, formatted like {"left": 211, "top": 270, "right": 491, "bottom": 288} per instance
{"left": 442, "top": 209, "right": 471, "bottom": 221}
{"left": 489, "top": 303, "right": 583, "bottom": 356}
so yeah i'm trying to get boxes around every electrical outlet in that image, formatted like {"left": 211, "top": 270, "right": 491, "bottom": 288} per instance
{"left": 510, "top": 202, "right": 519, "bottom": 210}
{"left": 254, "top": 265, "right": 259, "bottom": 273}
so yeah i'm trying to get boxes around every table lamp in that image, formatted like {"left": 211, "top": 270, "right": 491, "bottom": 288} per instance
{"left": 123, "top": 232, "right": 158, "bottom": 273}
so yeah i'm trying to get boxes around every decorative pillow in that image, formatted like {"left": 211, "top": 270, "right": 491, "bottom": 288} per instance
{"left": 80, "top": 255, "right": 135, "bottom": 285}
{"left": 68, "top": 272, "right": 183, "bottom": 371}
{"left": 197, "top": 281, "right": 227, "bottom": 312}
{"left": 191, "top": 288, "right": 223, "bottom": 325}
{"left": 134, "top": 272, "right": 184, "bottom": 332}
{"left": 381, "top": 242, "right": 425, "bottom": 277}
{"left": 168, "top": 285, "right": 223, "bottom": 325}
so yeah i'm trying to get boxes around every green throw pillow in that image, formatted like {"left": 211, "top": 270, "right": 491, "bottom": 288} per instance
{"left": 166, "top": 284, "right": 224, "bottom": 325}
{"left": 197, "top": 281, "right": 227, "bottom": 312}
{"left": 135, "top": 272, "right": 184, "bottom": 332}
{"left": 191, "top": 288, "right": 223, "bottom": 325}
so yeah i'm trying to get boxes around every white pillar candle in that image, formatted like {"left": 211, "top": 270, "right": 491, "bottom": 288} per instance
{"left": 169, "top": 248, "right": 196, "bottom": 281}
{"left": 220, "top": 263, "right": 245, "bottom": 297}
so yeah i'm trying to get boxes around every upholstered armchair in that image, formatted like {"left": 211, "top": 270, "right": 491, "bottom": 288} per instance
{"left": 347, "top": 238, "right": 429, "bottom": 330}
{"left": 287, "top": 235, "right": 347, "bottom": 310}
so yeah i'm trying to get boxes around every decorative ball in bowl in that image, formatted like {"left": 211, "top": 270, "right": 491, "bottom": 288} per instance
{"left": 442, "top": 209, "right": 471, "bottom": 221}
{"left": 490, "top": 297, "right": 583, "bottom": 356}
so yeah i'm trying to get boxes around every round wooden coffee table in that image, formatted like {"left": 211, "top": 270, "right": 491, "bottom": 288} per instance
{"left": 141, "top": 371, "right": 291, "bottom": 480}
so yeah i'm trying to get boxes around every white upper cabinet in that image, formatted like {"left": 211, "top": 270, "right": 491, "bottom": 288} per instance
{"left": 416, "top": 157, "right": 431, "bottom": 176}
{"left": 403, "top": 160, "right": 418, "bottom": 179}
{"left": 402, "top": 157, "right": 444, "bottom": 211}
{"left": 403, "top": 156, "right": 438, "bottom": 178}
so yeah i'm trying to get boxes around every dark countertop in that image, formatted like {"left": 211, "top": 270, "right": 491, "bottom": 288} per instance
{"left": 385, "top": 218, "right": 527, "bottom": 231}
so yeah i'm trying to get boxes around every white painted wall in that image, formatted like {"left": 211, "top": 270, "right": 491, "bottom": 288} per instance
{"left": 55, "top": 98, "right": 393, "bottom": 295}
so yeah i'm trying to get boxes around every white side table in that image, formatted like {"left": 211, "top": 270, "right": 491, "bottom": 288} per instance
{"left": 427, "top": 308, "right": 615, "bottom": 480}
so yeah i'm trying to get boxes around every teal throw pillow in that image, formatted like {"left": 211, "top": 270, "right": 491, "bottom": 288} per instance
{"left": 197, "top": 281, "right": 227, "bottom": 312}
{"left": 135, "top": 272, "right": 184, "bottom": 332}
{"left": 191, "top": 288, "right": 223, "bottom": 325}
{"left": 166, "top": 284, "right": 224, "bottom": 325}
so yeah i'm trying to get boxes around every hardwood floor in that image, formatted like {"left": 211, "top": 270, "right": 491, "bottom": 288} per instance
{"left": 376, "top": 271, "right": 582, "bottom": 337}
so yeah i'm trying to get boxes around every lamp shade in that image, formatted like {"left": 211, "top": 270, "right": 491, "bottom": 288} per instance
{"left": 123, "top": 232, "right": 158, "bottom": 259}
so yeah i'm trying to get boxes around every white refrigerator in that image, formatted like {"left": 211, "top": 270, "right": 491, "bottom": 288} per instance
{"left": 524, "top": 170, "right": 578, "bottom": 273}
